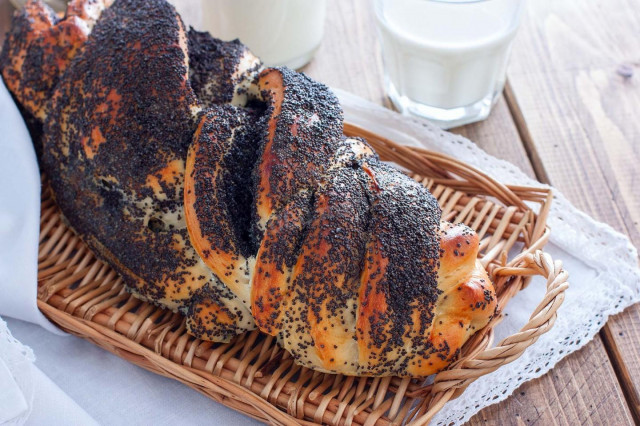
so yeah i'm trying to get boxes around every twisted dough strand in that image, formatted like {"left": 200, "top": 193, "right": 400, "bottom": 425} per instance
{"left": 185, "top": 68, "right": 497, "bottom": 377}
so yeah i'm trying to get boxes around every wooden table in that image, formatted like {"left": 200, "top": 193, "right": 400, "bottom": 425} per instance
{"left": 1, "top": 0, "right": 638, "bottom": 424}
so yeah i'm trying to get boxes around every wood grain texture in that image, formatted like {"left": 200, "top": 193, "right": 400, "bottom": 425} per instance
{"left": 469, "top": 337, "right": 633, "bottom": 426}
{"left": 507, "top": 8, "right": 640, "bottom": 245}
{"left": 0, "top": 0, "right": 11, "bottom": 45}
{"left": 301, "top": 0, "right": 389, "bottom": 107}
{"left": 505, "top": 0, "right": 640, "bottom": 422}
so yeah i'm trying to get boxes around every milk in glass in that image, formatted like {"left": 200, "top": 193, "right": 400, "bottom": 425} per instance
{"left": 202, "top": 0, "right": 327, "bottom": 69}
{"left": 375, "top": 0, "right": 525, "bottom": 128}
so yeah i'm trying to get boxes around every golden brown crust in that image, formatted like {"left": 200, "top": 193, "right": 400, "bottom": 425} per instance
{"left": 188, "top": 29, "right": 262, "bottom": 107}
{"left": 251, "top": 190, "right": 311, "bottom": 335}
{"left": 282, "top": 166, "right": 369, "bottom": 371}
{"left": 44, "top": 0, "right": 198, "bottom": 306}
{"left": 239, "top": 69, "right": 496, "bottom": 376}
{"left": 185, "top": 105, "right": 262, "bottom": 308}
{"left": 254, "top": 67, "right": 344, "bottom": 230}
{"left": 407, "top": 223, "right": 495, "bottom": 376}
{"left": 3, "top": 0, "right": 497, "bottom": 375}
{"left": 0, "top": 0, "right": 112, "bottom": 121}
{"left": 40, "top": 0, "right": 254, "bottom": 341}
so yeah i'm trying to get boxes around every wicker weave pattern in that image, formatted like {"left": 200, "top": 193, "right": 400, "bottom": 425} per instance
{"left": 35, "top": 124, "right": 568, "bottom": 425}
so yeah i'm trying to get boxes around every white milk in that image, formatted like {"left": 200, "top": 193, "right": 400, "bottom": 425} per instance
{"left": 201, "top": 0, "right": 327, "bottom": 69}
{"left": 375, "top": 0, "right": 524, "bottom": 127}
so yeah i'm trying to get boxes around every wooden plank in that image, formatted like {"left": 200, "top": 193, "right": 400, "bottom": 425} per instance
{"left": 469, "top": 337, "right": 633, "bottom": 426}
{"left": 601, "top": 319, "right": 640, "bottom": 423}
{"left": 305, "top": 1, "right": 634, "bottom": 424}
{"left": 301, "top": 0, "right": 388, "bottom": 106}
{"left": 0, "top": 0, "right": 12, "bottom": 45}
{"left": 505, "top": 0, "right": 640, "bottom": 422}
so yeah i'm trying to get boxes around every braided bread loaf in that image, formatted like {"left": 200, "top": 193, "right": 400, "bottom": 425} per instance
{"left": 185, "top": 68, "right": 497, "bottom": 376}
{"left": 1, "top": 0, "right": 497, "bottom": 377}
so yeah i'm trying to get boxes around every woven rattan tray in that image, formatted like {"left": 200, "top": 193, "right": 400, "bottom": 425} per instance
{"left": 36, "top": 122, "right": 568, "bottom": 425}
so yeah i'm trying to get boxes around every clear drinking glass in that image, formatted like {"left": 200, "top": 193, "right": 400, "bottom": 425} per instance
{"left": 374, "top": 0, "right": 526, "bottom": 128}
{"left": 201, "top": 0, "right": 327, "bottom": 69}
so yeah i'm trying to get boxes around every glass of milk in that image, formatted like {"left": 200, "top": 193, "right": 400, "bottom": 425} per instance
{"left": 375, "top": 0, "right": 526, "bottom": 128}
{"left": 201, "top": 0, "right": 327, "bottom": 69}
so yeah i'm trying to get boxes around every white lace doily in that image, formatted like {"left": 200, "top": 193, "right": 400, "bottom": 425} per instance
{"left": 0, "top": 317, "right": 35, "bottom": 425}
{"left": 336, "top": 89, "right": 640, "bottom": 425}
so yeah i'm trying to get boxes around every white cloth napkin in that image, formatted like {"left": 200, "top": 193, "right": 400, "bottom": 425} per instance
{"left": 0, "top": 358, "right": 28, "bottom": 424}
{"left": 0, "top": 317, "right": 97, "bottom": 426}
{"left": 0, "top": 79, "right": 62, "bottom": 335}
{"left": 25, "top": 363, "right": 98, "bottom": 426}
{"left": 0, "top": 317, "right": 34, "bottom": 426}
{"left": 0, "top": 74, "right": 638, "bottom": 424}
{"left": 5, "top": 317, "right": 257, "bottom": 426}
{"left": 0, "top": 364, "right": 95, "bottom": 426}
{"left": 0, "top": 78, "right": 96, "bottom": 425}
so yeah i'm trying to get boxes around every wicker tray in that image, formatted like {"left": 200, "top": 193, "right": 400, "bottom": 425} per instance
{"left": 35, "top": 122, "right": 568, "bottom": 425}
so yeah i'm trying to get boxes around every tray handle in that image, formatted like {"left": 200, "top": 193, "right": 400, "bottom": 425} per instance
{"left": 412, "top": 250, "right": 569, "bottom": 425}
